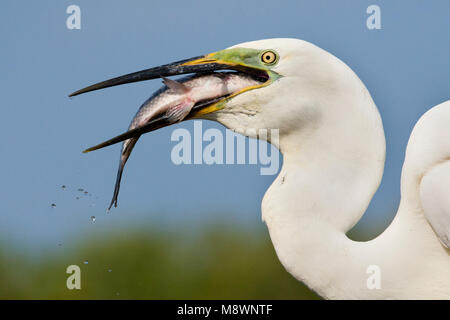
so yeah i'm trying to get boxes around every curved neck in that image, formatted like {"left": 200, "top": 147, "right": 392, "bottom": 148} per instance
{"left": 267, "top": 88, "right": 387, "bottom": 231}
{"left": 261, "top": 94, "right": 390, "bottom": 298}
{"left": 260, "top": 98, "right": 450, "bottom": 298}
{"left": 262, "top": 159, "right": 370, "bottom": 298}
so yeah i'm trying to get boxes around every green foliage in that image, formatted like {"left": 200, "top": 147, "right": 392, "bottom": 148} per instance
{"left": 0, "top": 225, "right": 319, "bottom": 299}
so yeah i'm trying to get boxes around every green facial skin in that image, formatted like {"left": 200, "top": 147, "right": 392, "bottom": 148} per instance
{"left": 209, "top": 48, "right": 282, "bottom": 82}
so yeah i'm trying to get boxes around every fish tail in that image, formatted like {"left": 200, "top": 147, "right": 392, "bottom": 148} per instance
{"left": 108, "top": 137, "right": 140, "bottom": 211}
{"left": 108, "top": 162, "right": 124, "bottom": 211}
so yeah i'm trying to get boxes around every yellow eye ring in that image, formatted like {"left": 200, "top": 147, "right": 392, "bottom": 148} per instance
{"left": 260, "top": 50, "right": 278, "bottom": 65}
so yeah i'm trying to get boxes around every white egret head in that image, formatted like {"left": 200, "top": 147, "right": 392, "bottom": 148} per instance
{"left": 196, "top": 39, "right": 386, "bottom": 161}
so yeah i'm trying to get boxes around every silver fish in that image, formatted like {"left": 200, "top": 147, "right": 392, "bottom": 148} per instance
{"left": 87, "top": 72, "right": 263, "bottom": 210}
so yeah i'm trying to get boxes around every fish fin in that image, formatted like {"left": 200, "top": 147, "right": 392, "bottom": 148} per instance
{"left": 162, "top": 77, "right": 190, "bottom": 93}
{"left": 166, "top": 100, "right": 195, "bottom": 123}
{"left": 108, "top": 137, "right": 139, "bottom": 210}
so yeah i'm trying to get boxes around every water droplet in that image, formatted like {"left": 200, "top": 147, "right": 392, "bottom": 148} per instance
{"left": 83, "top": 260, "right": 88, "bottom": 265}
{"left": 90, "top": 216, "right": 96, "bottom": 223}
{"left": 76, "top": 197, "right": 80, "bottom": 200}
{"left": 51, "top": 203, "right": 56, "bottom": 208}
{"left": 61, "top": 185, "right": 66, "bottom": 190}
{"left": 78, "top": 188, "right": 84, "bottom": 192}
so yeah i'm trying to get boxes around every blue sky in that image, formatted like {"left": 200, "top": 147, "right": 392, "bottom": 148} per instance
{"left": 1, "top": 1, "right": 449, "bottom": 251}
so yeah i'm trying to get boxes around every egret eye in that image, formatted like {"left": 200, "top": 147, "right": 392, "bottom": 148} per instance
{"left": 261, "top": 50, "right": 277, "bottom": 65}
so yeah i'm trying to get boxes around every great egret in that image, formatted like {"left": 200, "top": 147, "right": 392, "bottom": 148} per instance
{"left": 71, "top": 38, "right": 450, "bottom": 299}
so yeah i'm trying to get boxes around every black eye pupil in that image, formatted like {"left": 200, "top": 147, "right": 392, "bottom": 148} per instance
{"left": 262, "top": 52, "right": 275, "bottom": 63}
{"left": 261, "top": 51, "right": 277, "bottom": 64}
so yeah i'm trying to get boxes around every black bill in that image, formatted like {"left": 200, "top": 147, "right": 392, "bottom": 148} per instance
{"left": 69, "top": 55, "right": 235, "bottom": 97}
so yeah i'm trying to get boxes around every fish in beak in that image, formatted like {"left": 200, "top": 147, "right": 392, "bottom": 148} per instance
{"left": 69, "top": 48, "right": 278, "bottom": 209}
